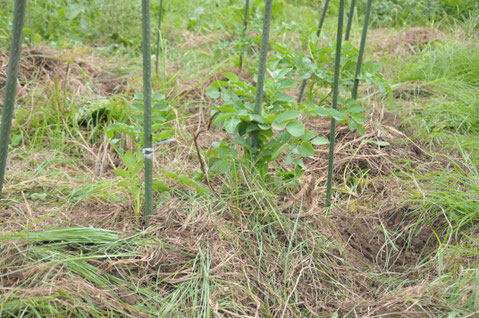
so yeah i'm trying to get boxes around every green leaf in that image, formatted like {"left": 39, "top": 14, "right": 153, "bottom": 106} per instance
{"left": 222, "top": 72, "right": 239, "bottom": 81}
{"left": 224, "top": 117, "right": 241, "bottom": 134}
{"left": 206, "top": 86, "right": 221, "bottom": 99}
{"left": 298, "top": 141, "right": 314, "bottom": 157}
{"left": 327, "top": 108, "right": 345, "bottom": 121}
{"left": 311, "top": 136, "right": 329, "bottom": 146}
{"left": 122, "top": 151, "right": 137, "bottom": 172}
{"left": 277, "top": 78, "right": 297, "bottom": 90}
{"left": 286, "top": 121, "right": 305, "bottom": 137}
{"left": 365, "top": 139, "right": 390, "bottom": 147}
{"left": 274, "top": 93, "right": 295, "bottom": 103}
{"left": 272, "top": 120, "right": 286, "bottom": 131}
{"left": 153, "top": 180, "right": 171, "bottom": 192}
{"left": 114, "top": 168, "right": 130, "bottom": 178}
{"left": 276, "top": 110, "right": 300, "bottom": 123}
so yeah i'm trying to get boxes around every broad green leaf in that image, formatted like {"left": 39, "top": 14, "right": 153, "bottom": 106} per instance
{"left": 276, "top": 110, "right": 300, "bottom": 123}
{"left": 298, "top": 141, "right": 314, "bottom": 157}
{"left": 122, "top": 151, "right": 137, "bottom": 172}
{"left": 272, "top": 120, "right": 286, "bottom": 131}
{"left": 222, "top": 72, "right": 239, "bottom": 81}
{"left": 311, "top": 136, "right": 329, "bottom": 146}
{"left": 206, "top": 86, "right": 221, "bottom": 99}
{"left": 277, "top": 78, "right": 297, "bottom": 90}
{"left": 271, "top": 143, "right": 289, "bottom": 160}
{"left": 286, "top": 121, "right": 305, "bottom": 137}
{"left": 114, "top": 168, "right": 130, "bottom": 178}
{"left": 327, "top": 108, "right": 345, "bottom": 121}
{"left": 224, "top": 117, "right": 241, "bottom": 134}
{"left": 153, "top": 180, "right": 171, "bottom": 192}
{"left": 274, "top": 93, "right": 295, "bottom": 103}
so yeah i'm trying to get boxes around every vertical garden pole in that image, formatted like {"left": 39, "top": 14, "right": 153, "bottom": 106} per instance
{"left": 344, "top": 0, "right": 356, "bottom": 41}
{"left": 142, "top": 0, "right": 153, "bottom": 225}
{"left": 351, "top": 0, "right": 372, "bottom": 100}
{"left": 297, "top": 0, "right": 330, "bottom": 104}
{"left": 325, "top": 0, "right": 345, "bottom": 207}
{"left": 155, "top": 0, "right": 163, "bottom": 75}
{"left": 251, "top": 0, "right": 274, "bottom": 152}
{"left": 0, "top": 0, "right": 27, "bottom": 199}
{"left": 239, "top": 0, "right": 250, "bottom": 71}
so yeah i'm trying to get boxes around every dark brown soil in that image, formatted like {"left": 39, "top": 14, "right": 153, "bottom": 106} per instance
{"left": 333, "top": 205, "right": 438, "bottom": 272}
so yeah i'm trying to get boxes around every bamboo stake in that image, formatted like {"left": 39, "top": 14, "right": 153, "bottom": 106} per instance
{"left": 141, "top": 0, "right": 153, "bottom": 225}
{"left": 0, "top": 0, "right": 27, "bottom": 199}
{"left": 239, "top": 0, "right": 250, "bottom": 71}
{"left": 297, "top": 0, "right": 331, "bottom": 104}
{"left": 155, "top": 0, "right": 164, "bottom": 75}
{"left": 325, "top": 0, "right": 345, "bottom": 207}
{"left": 344, "top": 0, "right": 356, "bottom": 41}
{"left": 352, "top": 0, "right": 373, "bottom": 100}
{"left": 251, "top": 0, "right": 274, "bottom": 153}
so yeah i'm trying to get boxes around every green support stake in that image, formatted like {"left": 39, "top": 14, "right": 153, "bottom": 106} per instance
{"left": 344, "top": 0, "right": 356, "bottom": 41}
{"left": 155, "top": 0, "right": 163, "bottom": 75}
{"left": 325, "top": 0, "right": 345, "bottom": 207}
{"left": 239, "top": 0, "right": 250, "bottom": 71}
{"left": 0, "top": 0, "right": 27, "bottom": 199}
{"left": 352, "top": 0, "right": 372, "bottom": 100}
{"left": 141, "top": 0, "right": 153, "bottom": 225}
{"left": 297, "top": 0, "right": 331, "bottom": 104}
{"left": 251, "top": 0, "right": 274, "bottom": 153}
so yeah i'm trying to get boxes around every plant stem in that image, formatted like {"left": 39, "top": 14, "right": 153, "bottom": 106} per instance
{"left": 0, "top": 0, "right": 27, "bottom": 199}
{"left": 155, "top": 0, "right": 163, "bottom": 75}
{"left": 142, "top": 0, "right": 153, "bottom": 225}
{"left": 297, "top": 0, "right": 330, "bottom": 104}
{"left": 251, "top": 0, "right": 273, "bottom": 152}
{"left": 352, "top": 0, "right": 372, "bottom": 100}
{"left": 239, "top": 0, "right": 250, "bottom": 71}
{"left": 344, "top": 0, "right": 356, "bottom": 41}
{"left": 325, "top": 0, "right": 345, "bottom": 207}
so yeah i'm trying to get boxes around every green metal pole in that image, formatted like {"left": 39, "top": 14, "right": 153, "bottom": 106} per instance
{"left": 352, "top": 0, "right": 372, "bottom": 100}
{"left": 325, "top": 0, "right": 345, "bottom": 207}
{"left": 251, "top": 0, "right": 274, "bottom": 153}
{"left": 155, "top": 0, "right": 163, "bottom": 75}
{"left": 239, "top": 0, "right": 250, "bottom": 71}
{"left": 0, "top": 0, "right": 27, "bottom": 199}
{"left": 297, "top": 0, "right": 330, "bottom": 104}
{"left": 142, "top": 0, "right": 153, "bottom": 225}
{"left": 344, "top": 0, "right": 356, "bottom": 41}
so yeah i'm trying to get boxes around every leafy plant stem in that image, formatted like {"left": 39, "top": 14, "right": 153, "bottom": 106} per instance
{"left": 0, "top": 0, "right": 27, "bottom": 199}
{"left": 344, "top": 0, "right": 356, "bottom": 41}
{"left": 239, "top": 0, "right": 250, "bottom": 71}
{"left": 352, "top": 0, "right": 372, "bottom": 100}
{"left": 325, "top": 0, "right": 345, "bottom": 207}
{"left": 297, "top": 0, "right": 330, "bottom": 104}
{"left": 155, "top": 0, "right": 164, "bottom": 75}
{"left": 142, "top": 0, "right": 153, "bottom": 225}
{"left": 251, "top": 0, "right": 274, "bottom": 152}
